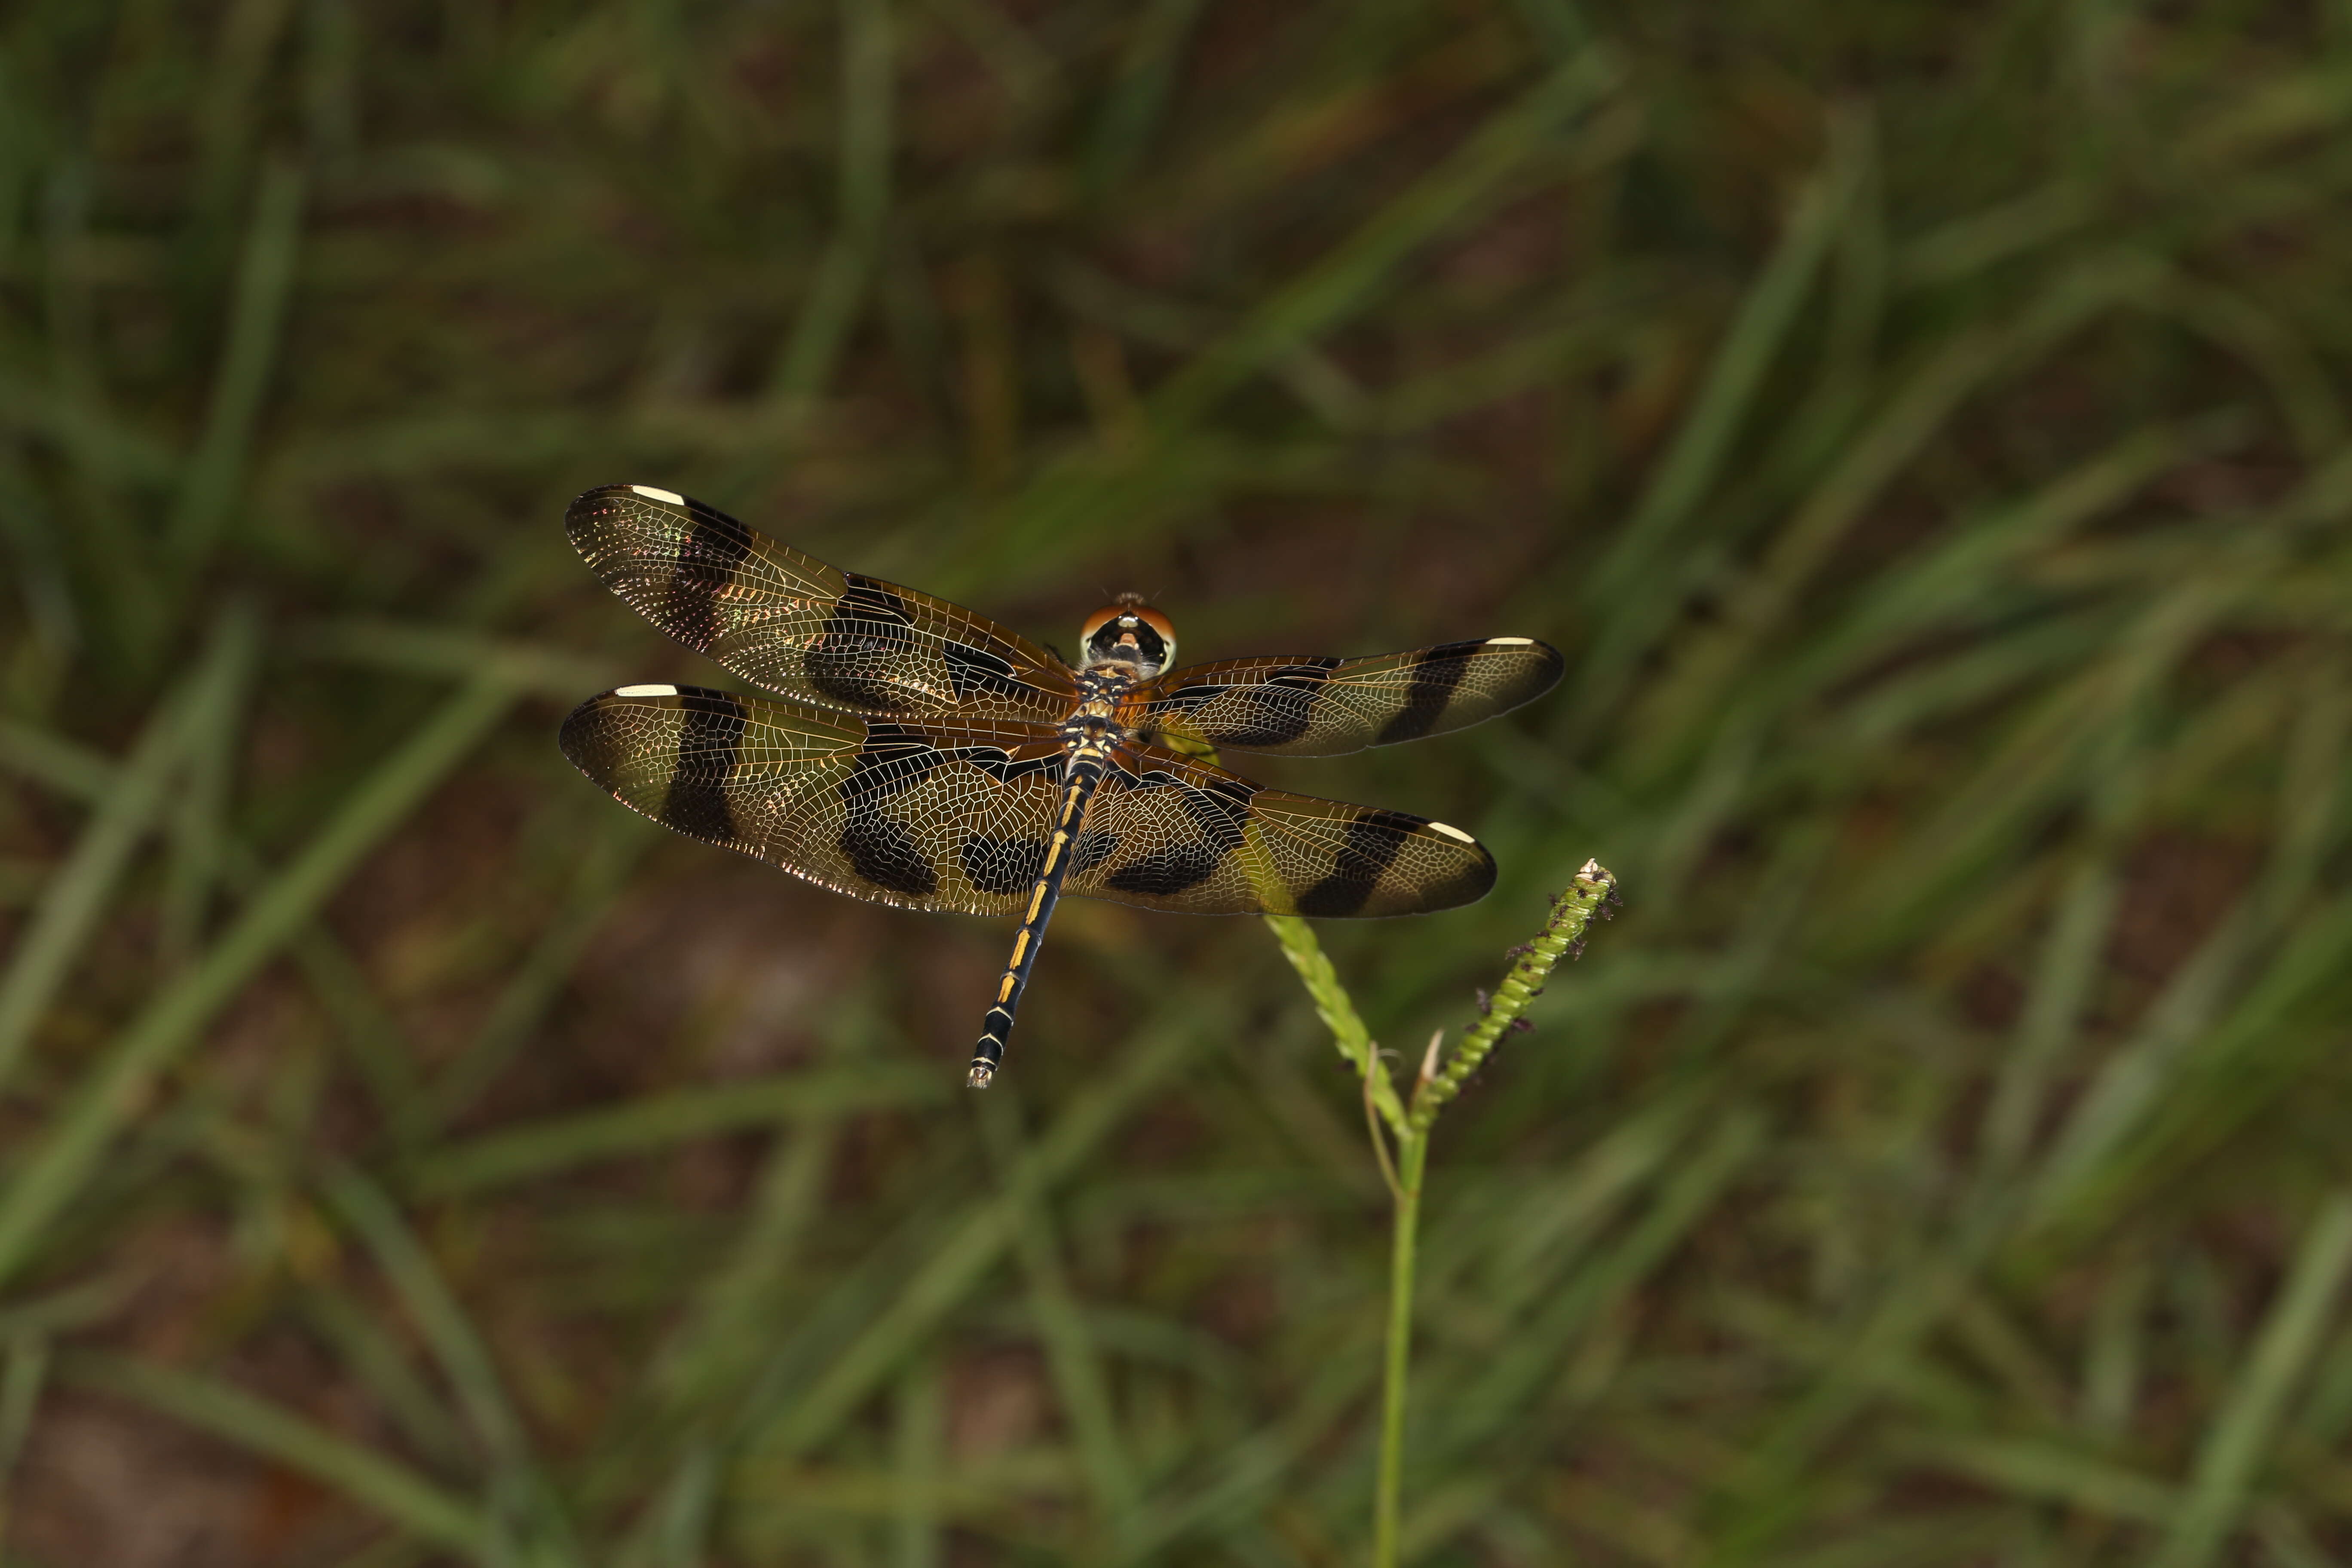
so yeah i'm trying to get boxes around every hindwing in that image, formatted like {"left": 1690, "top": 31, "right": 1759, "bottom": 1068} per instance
{"left": 559, "top": 685, "right": 1067, "bottom": 915}
{"left": 1062, "top": 745, "right": 1497, "bottom": 917}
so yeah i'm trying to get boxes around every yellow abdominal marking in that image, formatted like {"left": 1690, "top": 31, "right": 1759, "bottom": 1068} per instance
{"left": 998, "top": 975, "right": 1016, "bottom": 1002}
{"left": 1026, "top": 882, "right": 1048, "bottom": 923}
{"left": 1011, "top": 930, "right": 1030, "bottom": 966}
{"left": 1042, "top": 832, "right": 1066, "bottom": 873}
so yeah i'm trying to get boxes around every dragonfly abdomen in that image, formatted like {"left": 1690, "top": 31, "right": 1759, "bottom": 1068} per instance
{"left": 968, "top": 732, "right": 1115, "bottom": 1087}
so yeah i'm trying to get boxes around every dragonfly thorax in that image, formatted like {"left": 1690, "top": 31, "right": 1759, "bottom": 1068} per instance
{"left": 1078, "top": 594, "right": 1176, "bottom": 678}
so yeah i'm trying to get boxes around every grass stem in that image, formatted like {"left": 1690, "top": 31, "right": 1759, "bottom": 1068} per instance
{"left": 1268, "top": 862, "right": 1617, "bottom": 1564}
{"left": 1374, "top": 1130, "right": 1428, "bottom": 1568}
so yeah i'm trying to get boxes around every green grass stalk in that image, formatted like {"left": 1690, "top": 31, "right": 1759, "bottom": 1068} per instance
{"left": 1270, "top": 859, "right": 1617, "bottom": 1565}
{"left": 1374, "top": 1129, "right": 1428, "bottom": 1568}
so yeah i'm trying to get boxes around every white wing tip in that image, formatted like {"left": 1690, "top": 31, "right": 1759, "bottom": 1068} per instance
{"left": 1427, "top": 821, "right": 1476, "bottom": 844}
{"left": 628, "top": 484, "right": 687, "bottom": 505}
{"left": 1485, "top": 636, "right": 1536, "bottom": 646}
{"left": 614, "top": 683, "right": 680, "bottom": 698}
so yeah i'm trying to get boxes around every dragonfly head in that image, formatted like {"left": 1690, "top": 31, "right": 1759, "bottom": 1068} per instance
{"left": 1079, "top": 594, "right": 1176, "bottom": 678}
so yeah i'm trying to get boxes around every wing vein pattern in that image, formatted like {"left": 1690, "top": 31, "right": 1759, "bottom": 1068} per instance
{"left": 1133, "top": 640, "right": 1564, "bottom": 756}
{"left": 559, "top": 691, "right": 1498, "bottom": 919}
{"left": 567, "top": 484, "right": 1076, "bottom": 723}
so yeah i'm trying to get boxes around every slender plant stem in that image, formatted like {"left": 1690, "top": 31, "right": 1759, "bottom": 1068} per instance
{"left": 1266, "top": 859, "right": 1617, "bottom": 1566}
{"left": 1374, "top": 1129, "right": 1429, "bottom": 1568}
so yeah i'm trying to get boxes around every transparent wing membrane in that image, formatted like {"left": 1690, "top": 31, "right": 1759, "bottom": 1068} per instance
{"left": 567, "top": 484, "right": 1077, "bottom": 724}
{"left": 1133, "top": 638, "right": 1562, "bottom": 756}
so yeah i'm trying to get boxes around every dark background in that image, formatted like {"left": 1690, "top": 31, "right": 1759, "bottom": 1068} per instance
{"left": 5, "top": 2, "right": 2352, "bottom": 1564}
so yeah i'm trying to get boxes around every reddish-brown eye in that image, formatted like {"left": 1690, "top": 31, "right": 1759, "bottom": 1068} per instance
{"left": 1079, "top": 606, "right": 1123, "bottom": 640}
{"left": 1133, "top": 606, "right": 1176, "bottom": 644}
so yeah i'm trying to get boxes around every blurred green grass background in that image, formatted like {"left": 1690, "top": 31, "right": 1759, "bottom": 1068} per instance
{"left": 6, "top": 1, "right": 2352, "bottom": 1563}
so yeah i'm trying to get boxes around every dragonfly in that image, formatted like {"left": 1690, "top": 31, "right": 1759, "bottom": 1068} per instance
{"left": 558, "top": 484, "right": 1562, "bottom": 1087}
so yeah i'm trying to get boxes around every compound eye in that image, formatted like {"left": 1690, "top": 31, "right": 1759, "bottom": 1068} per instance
{"left": 1079, "top": 606, "right": 1123, "bottom": 641}
{"left": 1132, "top": 607, "right": 1176, "bottom": 645}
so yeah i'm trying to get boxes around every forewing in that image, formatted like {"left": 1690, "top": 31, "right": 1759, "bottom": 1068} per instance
{"left": 1064, "top": 745, "right": 1496, "bottom": 917}
{"left": 558, "top": 684, "right": 1066, "bottom": 915}
{"left": 1132, "top": 638, "right": 1563, "bottom": 756}
{"left": 567, "top": 484, "right": 1077, "bottom": 723}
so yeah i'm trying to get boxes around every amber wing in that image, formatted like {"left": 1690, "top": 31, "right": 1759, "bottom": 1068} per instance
{"left": 1065, "top": 745, "right": 1496, "bottom": 917}
{"left": 1133, "top": 638, "right": 1563, "bottom": 756}
{"left": 567, "top": 484, "right": 1078, "bottom": 724}
{"left": 559, "top": 685, "right": 1074, "bottom": 914}
{"left": 560, "top": 689, "right": 1495, "bottom": 922}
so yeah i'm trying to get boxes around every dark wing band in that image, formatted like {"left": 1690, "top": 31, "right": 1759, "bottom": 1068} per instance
{"left": 567, "top": 484, "right": 1078, "bottom": 723}
{"left": 1061, "top": 745, "right": 1496, "bottom": 917}
{"left": 1131, "top": 638, "right": 1563, "bottom": 756}
{"left": 558, "top": 684, "right": 1070, "bottom": 915}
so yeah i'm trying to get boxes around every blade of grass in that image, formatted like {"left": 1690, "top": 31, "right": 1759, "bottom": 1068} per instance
{"left": 169, "top": 158, "right": 304, "bottom": 570}
{"left": 635, "top": 1446, "right": 720, "bottom": 1568}
{"left": 1428, "top": 1107, "right": 1762, "bottom": 1463}
{"left": 771, "top": 0, "right": 894, "bottom": 410}
{"left": 0, "top": 441, "right": 79, "bottom": 689}
{"left": 2151, "top": 1193, "right": 2352, "bottom": 1568}
{"left": 1773, "top": 411, "right": 2253, "bottom": 706}
{"left": 1152, "top": 52, "right": 1616, "bottom": 429}
{"left": 159, "top": 603, "right": 262, "bottom": 969}
{"left": 924, "top": 0, "right": 1054, "bottom": 103}
{"left": 2022, "top": 887, "right": 2263, "bottom": 1231}
{"left": 2081, "top": 1247, "right": 2154, "bottom": 1438}
{"left": 197, "top": 0, "right": 300, "bottom": 204}
{"left": 319, "top": 1162, "right": 579, "bottom": 1562}
{"left": 424, "top": 814, "right": 646, "bottom": 1129}
{"left": 1084, "top": 0, "right": 1210, "bottom": 202}
{"left": 1899, "top": 1432, "right": 2176, "bottom": 1525}
{"left": 288, "top": 921, "right": 429, "bottom": 1146}
{"left": 1573, "top": 153, "right": 1849, "bottom": 723}
{"left": 319, "top": 1163, "right": 530, "bottom": 1464}
{"left": 980, "top": 1090, "right": 1142, "bottom": 1541}
{"left": 748, "top": 1006, "right": 1212, "bottom": 1461}
{"left": 2044, "top": 883, "right": 2352, "bottom": 1249}
{"left": 641, "top": 1118, "right": 845, "bottom": 1419}
{"left": 0, "top": 1329, "right": 49, "bottom": 1544}
{"left": 1415, "top": 1093, "right": 1698, "bottom": 1340}
{"left": 603, "top": 1047, "right": 863, "bottom": 1556}
{"left": 1980, "top": 857, "right": 2120, "bottom": 1181}
{"left": 0, "top": 644, "right": 204, "bottom": 1093}
{"left": 1834, "top": 563, "right": 2250, "bottom": 958}
{"left": 0, "top": 715, "right": 117, "bottom": 801}
{"left": 0, "top": 367, "right": 180, "bottom": 488}
{"left": 58, "top": 1350, "right": 493, "bottom": 1556}
{"left": 973, "top": 49, "right": 1618, "bottom": 576}
{"left": 40, "top": 161, "right": 168, "bottom": 666}
{"left": 409, "top": 1062, "right": 946, "bottom": 1198}
{"left": 1509, "top": 0, "right": 1589, "bottom": 55}
{"left": 1626, "top": 260, "right": 2147, "bottom": 781}
{"left": 0, "top": 674, "right": 518, "bottom": 1289}
{"left": 891, "top": 1355, "right": 945, "bottom": 1568}
{"left": 300, "top": 618, "right": 622, "bottom": 701}
{"left": 296, "top": 1283, "right": 471, "bottom": 1467}
{"left": 1117, "top": 1354, "right": 1369, "bottom": 1562}
{"left": 1976, "top": 689, "right": 2149, "bottom": 1187}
